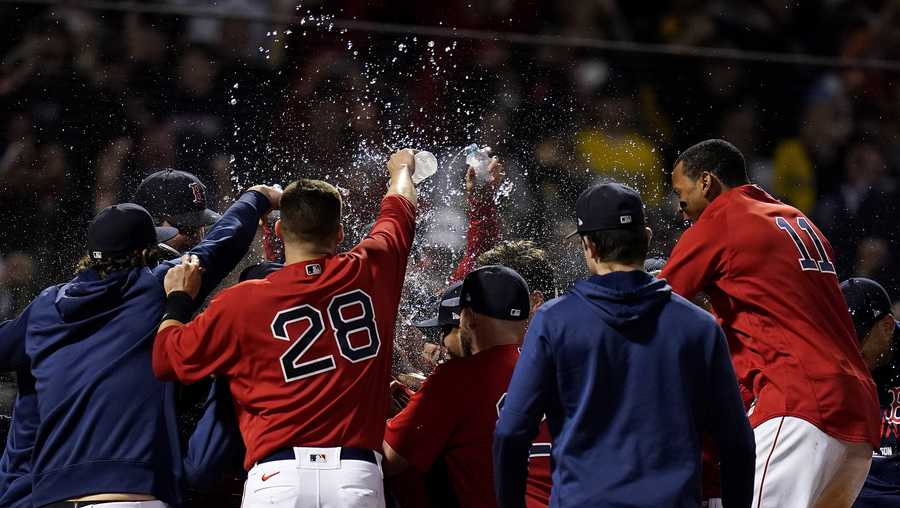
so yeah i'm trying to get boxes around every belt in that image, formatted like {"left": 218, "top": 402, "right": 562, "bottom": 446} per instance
{"left": 44, "top": 501, "right": 138, "bottom": 508}
{"left": 259, "top": 447, "right": 377, "bottom": 464}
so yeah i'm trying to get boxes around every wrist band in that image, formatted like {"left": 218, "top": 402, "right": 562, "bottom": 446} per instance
{"left": 163, "top": 291, "right": 195, "bottom": 323}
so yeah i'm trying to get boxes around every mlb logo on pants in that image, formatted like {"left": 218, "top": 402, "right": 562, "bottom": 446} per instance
{"left": 309, "top": 453, "right": 327, "bottom": 463}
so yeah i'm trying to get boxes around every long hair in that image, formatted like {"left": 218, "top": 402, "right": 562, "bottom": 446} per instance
{"left": 76, "top": 245, "right": 163, "bottom": 278}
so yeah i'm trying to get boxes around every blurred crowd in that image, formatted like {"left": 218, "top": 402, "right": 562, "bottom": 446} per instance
{"left": 1, "top": 0, "right": 900, "bottom": 326}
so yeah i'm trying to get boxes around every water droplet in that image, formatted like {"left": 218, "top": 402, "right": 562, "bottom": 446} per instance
{"left": 229, "top": 98, "right": 237, "bottom": 105}
{"left": 427, "top": 40, "right": 435, "bottom": 48}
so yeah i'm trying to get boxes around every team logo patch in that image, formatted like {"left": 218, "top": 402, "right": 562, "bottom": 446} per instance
{"left": 91, "top": 251, "right": 103, "bottom": 259}
{"left": 577, "top": 218, "right": 583, "bottom": 226}
{"left": 309, "top": 453, "right": 327, "bottom": 463}
{"left": 188, "top": 182, "right": 205, "bottom": 205}
{"left": 620, "top": 215, "right": 633, "bottom": 224}
{"left": 452, "top": 312, "right": 461, "bottom": 320}
{"left": 510, "top": 308, "right": 522, "bottom": 317}
{"left": 306, "top": 264, "right": 322, "bottom": 276}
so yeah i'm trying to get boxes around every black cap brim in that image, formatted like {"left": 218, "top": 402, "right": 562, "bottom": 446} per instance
{"left": 171, "top": 208, "right": 221, "bottom": 228}
{"left": 155, "top": 226, "right": 179, "bottom": 243}
{"left": 414, "top": 316, "right": 442, "bottom": 329}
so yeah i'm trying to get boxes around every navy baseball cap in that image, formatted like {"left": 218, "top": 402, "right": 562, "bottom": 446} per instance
{"left": 841, "top": 278, "right": 895, "bottom": 341}
{"left": 566, "top": 182, "right": 646, "bottom": 239}
{"left": 87, "top": 203, "right": 178, "bottom": 260}
{"left": 415, "top": 282, "right": 463, "bottom": 330}
{"left": 460, "top": 265, "right": 530, "bottom": 321}
{"left": 132, "top": 169, "right": 221, "bottom": 228}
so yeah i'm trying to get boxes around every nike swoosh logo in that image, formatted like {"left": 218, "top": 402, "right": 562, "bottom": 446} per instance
{"left": 261, "top": 471, "right": 281, "bottom": 482}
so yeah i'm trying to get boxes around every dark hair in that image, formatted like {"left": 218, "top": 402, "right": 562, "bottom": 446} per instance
{"left": 76, "top": 246, "right": 161, "bottom": 278}
{"left": 676, "top": 139, "right": 750, "bottom": 187}
{"left": 280, "top": 179, "right": 342, "bottom": 245}
{"left": 476, "top": 240, "right": 554, "bottom": 295}
{"left": 582, "top": 227, "right": 648, "bottom": 265}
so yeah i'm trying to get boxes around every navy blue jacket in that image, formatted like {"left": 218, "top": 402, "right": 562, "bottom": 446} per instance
{"left": 0, "top": 190, "right": 268, "bottom": 507}
{"left": 494, "top": 271, "right": 755, "bottom": 508}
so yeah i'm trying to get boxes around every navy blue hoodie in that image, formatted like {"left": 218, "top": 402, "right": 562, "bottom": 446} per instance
{"left": 494, "top": 270, "right": 755, "bottom": 508}
{"left": 0, "top": 190, "right": 268, "bottom": 507}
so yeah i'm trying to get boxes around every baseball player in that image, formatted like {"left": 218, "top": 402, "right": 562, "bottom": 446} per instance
{"left": 841, "top": 278, "right": 900, "bottom": 508}
{"left": 382, "top": 265, "right": 552, "bottom": 508}
{"left": 152, "top": 148, "right": 418, "bottom": 508}
{"left": 494, "top": 182, "right": 755, "bottom": 508}
{"left": 662, "top": 139, "right": 880, "bottom": 507}
{"left": 0, "top": 183, "right": 278, "bottom": 507}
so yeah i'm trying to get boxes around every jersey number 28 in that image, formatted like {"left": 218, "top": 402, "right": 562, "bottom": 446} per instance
{"left": 270, "top": 289, "right": 381, "bottom": 382}
{"left": 775, "top": 216, "right": 836, "bottom": 275}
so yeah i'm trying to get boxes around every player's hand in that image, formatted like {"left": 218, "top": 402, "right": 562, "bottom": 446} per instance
{"left": 247, "top": 185, "right": 283, "bottom": 211}
{"left": 387, "top": 148, "right": 416, "bottom": 177}
{"left": 164, "top": 254, "right": 203, "bottom": 299}
{"left": 465, "top": 156, "right": 505, "bottom": 194}
{"left": 421, "top": 343, "right": 449, "bottom": 366}
{"left": 389, "top": 378, "right": 417, "bottom": 415}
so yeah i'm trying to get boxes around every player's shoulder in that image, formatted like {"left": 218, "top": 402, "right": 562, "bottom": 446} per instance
{"left": 213, "top": 278, "right": 272, "bottom": 305}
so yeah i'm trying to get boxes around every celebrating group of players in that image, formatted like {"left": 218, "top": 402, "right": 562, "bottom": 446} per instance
{"left": 0, "top": 139, "right": 898, "bottom": 508}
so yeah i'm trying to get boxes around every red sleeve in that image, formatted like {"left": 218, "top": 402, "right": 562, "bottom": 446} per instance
{"left": 660, "top": 218, "right": 727, "bottom": 300}
{"left": 355, "top": 194, "right": 417, "bottom": 275}
{"left": 153, "top": 291, "right": 241, "bottom": 384}
{"left": 450, "top": 189, "right": 501, "bottom": 282}
{"left": 384, "top": 365, "right": 460, "bottom": 472}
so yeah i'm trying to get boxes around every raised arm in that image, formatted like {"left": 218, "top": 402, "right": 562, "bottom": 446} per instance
{"left": 386, "top": 149, "right": 417, "bottom": 207}
{"left": 154, "top": 257, "right": 239, "bottom": 383}
{"left": 450, "top": 157, "right": 504, "bottom": 282}
{"left": 155, "top": 185, "right": 281, "bottom": 302}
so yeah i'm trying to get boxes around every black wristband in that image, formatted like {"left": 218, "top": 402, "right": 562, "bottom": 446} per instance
{"left": 163, "top": 291, "right": 195, "bottom": 323}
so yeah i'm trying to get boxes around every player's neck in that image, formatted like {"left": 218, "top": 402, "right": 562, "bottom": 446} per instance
{"left": 472, "top": 325, "right": 525, "bottom": 354}
{"left": 284, "top": 243, "right": 335, "bottom": 265}
{"left": 590, "top": 260, "right": 642, "bottom": 276}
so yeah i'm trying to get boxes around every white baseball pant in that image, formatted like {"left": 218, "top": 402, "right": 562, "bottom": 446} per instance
{"left": 753, "top": 416, "right": 872, "bottom": 508}
{"left": 241, "top": 447, "right": 385, "bottom": 508}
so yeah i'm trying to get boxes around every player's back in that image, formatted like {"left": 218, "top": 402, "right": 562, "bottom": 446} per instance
{"left": 663, "top": 185, "right": 880, "bottom": 446}
{"left": 215, "top": 195, "right": 415, "bottom": 468}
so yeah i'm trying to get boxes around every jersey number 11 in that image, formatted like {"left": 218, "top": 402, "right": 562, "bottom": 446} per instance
{"left": 775, "top": 216, "right": 836, "bottom": 275}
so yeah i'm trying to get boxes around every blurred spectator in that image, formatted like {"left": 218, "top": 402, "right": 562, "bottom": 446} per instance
{"left": 815, "top": 139, "right": 896, "bottom": 285}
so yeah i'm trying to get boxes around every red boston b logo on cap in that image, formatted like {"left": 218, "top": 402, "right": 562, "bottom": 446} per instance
{"left": 189, "top": 182, "right": 205, "bottom": 205}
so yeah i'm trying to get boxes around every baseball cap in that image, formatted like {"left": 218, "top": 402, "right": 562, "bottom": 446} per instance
{"left": 415, "top": 282, "right": 463, "bottom": 330}
{"left": 841, "top": 278, "right": 895, "bottom": 341}
{"left": 87, "top": 203, "right": 178, "bottom": 260}
{"left": 460, "top": 265, "right": 530, "bottom": 321}
{"left": 566, "top": 182, "right": 646, "bottom": 239}
{"left": 132, "top": 169, "right": 221, "bottom": 228}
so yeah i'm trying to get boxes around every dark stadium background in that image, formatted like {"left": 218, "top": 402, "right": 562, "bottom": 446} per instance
{"left": 1, "top": 0, "right": 898, "bottom": 447}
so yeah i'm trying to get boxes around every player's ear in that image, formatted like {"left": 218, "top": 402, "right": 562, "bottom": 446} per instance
{"left": 645, "top": 227, "right": 653, "bottom": 249}
{"left": 274, "top": 219, "right": 284, "bottom": 239}
{"left": 459, "top": 307, "right": 475, "bottom": 331}
{"left": 336, "top": 224, "right": 345, "bottom": 246}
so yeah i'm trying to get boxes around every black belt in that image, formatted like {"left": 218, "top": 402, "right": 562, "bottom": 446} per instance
{"left": 259, "top": 447, "right": 377, "bottom": 464}
{"left": 44, "top": 501, "right": 142, "bottom": 508}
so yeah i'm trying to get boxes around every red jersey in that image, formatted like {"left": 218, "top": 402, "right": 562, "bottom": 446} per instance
{"left": 384, "top": 344, "right": 552, "bottom": 508}
{"left": 661, "top": 185, "right": 880, "bottom": 447}
{"left": 154, "top": 195, "right": 416, "bottom": 469}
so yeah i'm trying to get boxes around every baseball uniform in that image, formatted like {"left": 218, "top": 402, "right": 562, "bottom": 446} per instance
{"left": 662, "top": 184, "right": 880, "bottom": 507}
{"left": 153, "top": 194, "right": 416, "bottom": 507}
{"left": 385, "top": 344, "right": 552, "bottom": 508}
